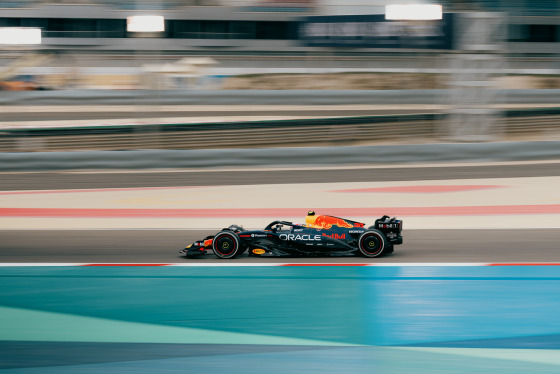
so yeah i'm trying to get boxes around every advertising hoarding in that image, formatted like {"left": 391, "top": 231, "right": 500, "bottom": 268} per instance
{"left": 300, "top": 13, "right": 454, "bottom": 49}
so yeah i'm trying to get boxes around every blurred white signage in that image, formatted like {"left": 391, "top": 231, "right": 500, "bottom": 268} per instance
{"left": 127, "top": 16, "right": 165, "bottom": 32}
{"left": 385, "top": 4, "right": 443, "bottom": 20}
{"left": 0, "top": 28, "right": 42, "bottom": 45}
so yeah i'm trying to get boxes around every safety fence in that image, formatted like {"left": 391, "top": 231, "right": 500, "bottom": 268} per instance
{"left": 0, "top": 114, "right": 434, "bottom": 152}
{"left": 2, "top": 89, "right": 560, "bottom": 106}
{"left": 1, "top": 109, "right": 560, "bottom": 152}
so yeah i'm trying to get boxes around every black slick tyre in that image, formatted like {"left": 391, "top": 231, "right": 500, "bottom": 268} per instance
{"left": 358, "top": 230, "right": 387, "bottom": 258}
{"left": 212, "top": 231, "right": 240, "bottom": 259}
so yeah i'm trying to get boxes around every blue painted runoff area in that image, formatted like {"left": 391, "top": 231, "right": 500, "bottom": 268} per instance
{"left": 1, "top": 265, "right": 559, "bottom": 373}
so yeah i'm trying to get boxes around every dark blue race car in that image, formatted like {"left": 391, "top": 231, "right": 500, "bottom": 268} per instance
{"left": 180, "top": 211, "right": 403, "bottom": 259}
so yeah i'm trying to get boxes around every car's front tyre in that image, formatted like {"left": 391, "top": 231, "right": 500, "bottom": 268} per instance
{"left": 212, "top": 231, "right": 241, "bottom": 259}
{"left": 358, "top": 230, "right": 387, "bottom": 258}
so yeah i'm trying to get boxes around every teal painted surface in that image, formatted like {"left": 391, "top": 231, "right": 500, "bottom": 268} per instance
{"left": 2, "top": 346, "right": 560, "bottom": 374}
{"left": 363, "top": 266, "right": 560, "bottom": 346}
{"left": 1, "top": 266, "right": 560, "bottom": 347}
{"left": 0, "top": 305, "right": 354, "bottom": 346}
{"left": 0, "top": 267, "right": 366, "bottom": 345}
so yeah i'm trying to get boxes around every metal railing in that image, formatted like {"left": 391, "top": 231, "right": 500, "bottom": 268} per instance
{"left": 0, "top": 115, "right": 434, "bottom": 152}
{"left": 1, "top": 111, "right": 559, "bottom": 152}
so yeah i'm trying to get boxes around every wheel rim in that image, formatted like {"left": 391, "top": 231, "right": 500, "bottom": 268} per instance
{"left": 360, "top": 234, "right": 382, "bottom": 255}
{"left": 215, "top": 235, "right": 236, "bottom": 256}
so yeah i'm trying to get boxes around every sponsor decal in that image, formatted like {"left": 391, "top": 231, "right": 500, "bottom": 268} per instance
{"left": 322, "top": 233, "right": 346, "bottom": 240}
{"left": 252, "top": 248, "right": 266, "bottom": 255}
{"left": 251, "top": 233, "right": 268, "bottom": 238}
{"left": 349, "top": 230, "right": 365, "bottom": 234}
{"left": 380, "top": 223, "right": 399, "bottom": 229}
{"left": 301, "top": 14, "right": 454, "bottom": 50}
{"left": 280, "top": 234, "right": 322, "bottom": 241}
{"left": 293, "top": 229, "right": 304, "bottom": 232}
{"left": 387, "top": 232, "right": 397, "bottom": 239}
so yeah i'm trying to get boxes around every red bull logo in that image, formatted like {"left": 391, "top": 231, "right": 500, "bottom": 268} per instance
{"left": 322, "top": 233, "right": 346, "bottom": 240}
{"left": 307, "top": 215, "right": 354, "bottom": 229}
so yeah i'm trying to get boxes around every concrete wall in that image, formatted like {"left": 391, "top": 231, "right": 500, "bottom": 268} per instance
{"left": 2, "top": 141, "right": 560, "bottom": 171}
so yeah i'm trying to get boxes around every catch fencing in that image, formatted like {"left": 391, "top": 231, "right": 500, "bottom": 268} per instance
{"left": 1, "top": 89, "right": 559, "bottom": 106}
{"left": 1, "top": 109, "right": 559, "bottom": 153}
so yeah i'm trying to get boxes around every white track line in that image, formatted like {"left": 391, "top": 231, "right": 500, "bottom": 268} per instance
{"left": 1, "top": 262, "right": 559, "bottom": 267}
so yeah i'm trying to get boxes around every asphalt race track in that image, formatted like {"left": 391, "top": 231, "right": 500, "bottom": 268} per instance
{"left": 1, "top": 229, "right": 559, "bottom": 263}
{"left": 2, "top": 162, "right": 560, "bottom": 373}
{"left": 2, "top": 162, "right": 559, "bottom": 263}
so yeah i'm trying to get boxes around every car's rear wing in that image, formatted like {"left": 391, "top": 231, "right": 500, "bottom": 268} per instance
{"left": 374, "top": 215, "right": 403, "bottom": 233}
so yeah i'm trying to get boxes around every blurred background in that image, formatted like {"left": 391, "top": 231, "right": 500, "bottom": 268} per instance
{"left": 0, "top": 0, "right": 559, "bottom": 150}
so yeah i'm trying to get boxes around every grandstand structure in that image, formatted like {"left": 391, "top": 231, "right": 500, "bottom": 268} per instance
{"left": 0, "top": 1, "right": 558, "bottom": 88}
{"left": 0, "top": 1, "right": 557, "bottom": 54}
{"left": 0, "top": 1, "right": 558, "bottom": 144}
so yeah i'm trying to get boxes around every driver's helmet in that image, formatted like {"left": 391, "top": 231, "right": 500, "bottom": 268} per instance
{"left": 305, "top": 210, "right": 316, "bottom": 227}
{"left": 227, "top": 224, "right": 244, "bottom": 232}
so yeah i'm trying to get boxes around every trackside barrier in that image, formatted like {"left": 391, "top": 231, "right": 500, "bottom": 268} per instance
{"left": 1, "top": 109, "right": 558, "bottom": 153}
{"left": 0, "top": 114, "right": 437, "bottom": 152}
{"left": 1, "top": 265, "right": 560, "bottom": 347}
{"left": 1, "top": 89, "right": 560, "bottom": 106}
{"left": 2, "top": 108, "right": 559, "bottom": 134}
{"left": 1, "top": 140, "right": 560, "bottom": 171}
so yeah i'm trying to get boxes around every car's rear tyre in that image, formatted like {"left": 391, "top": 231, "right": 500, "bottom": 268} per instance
{"left": 358, "top": 230, "right": 387, "bottom": 258}
{"left": 212, "top": 231, "right": 240, "bottom": 259}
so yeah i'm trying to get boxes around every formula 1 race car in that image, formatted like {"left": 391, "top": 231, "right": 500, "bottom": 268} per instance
{"left": 180, "top": 211, "right": 403, "bottom": 259}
